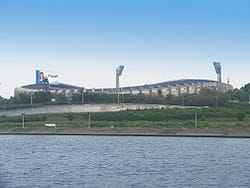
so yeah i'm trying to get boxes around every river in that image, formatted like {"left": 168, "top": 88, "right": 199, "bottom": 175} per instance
{"left": 0, "top": 135, "right": 249, "bottom": 187}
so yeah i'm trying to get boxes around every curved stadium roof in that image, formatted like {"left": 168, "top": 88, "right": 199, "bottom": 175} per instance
{"left": 21, "top": 79, "right": 218, "bottom": 92}
{"left": 21, "top": 83, "right": 80, "bottom": 90}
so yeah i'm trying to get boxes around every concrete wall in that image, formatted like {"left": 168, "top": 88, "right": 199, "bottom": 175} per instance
{"left": 0, "top": 104, "right": 167, "bottom": 117}
{"left": 0, "top": 104, "right": 201, "bottom": 117}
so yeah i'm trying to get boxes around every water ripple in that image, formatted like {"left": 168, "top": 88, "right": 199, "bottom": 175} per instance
{"left": 0, "top": 136, "right": 249, "bottom": 187}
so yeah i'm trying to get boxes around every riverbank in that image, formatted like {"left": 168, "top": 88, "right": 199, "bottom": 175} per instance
{"left": 1, "top": 127, "right": 250, "bottom": 138}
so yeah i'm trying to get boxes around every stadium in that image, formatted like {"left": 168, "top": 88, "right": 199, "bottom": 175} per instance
{"left": 14, "top": 64, "right": 233, "bottom": 98}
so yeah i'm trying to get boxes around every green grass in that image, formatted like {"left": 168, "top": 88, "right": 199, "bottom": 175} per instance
{"left": 1, "top": 107, "right": 250, "bottom": 129}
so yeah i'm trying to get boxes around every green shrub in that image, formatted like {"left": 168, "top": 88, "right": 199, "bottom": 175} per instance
{"left": 66, "top": 113, "right": 74, "bottom": 122}
{"left": 237, "top": 112, "right": 245, "bottom": 121}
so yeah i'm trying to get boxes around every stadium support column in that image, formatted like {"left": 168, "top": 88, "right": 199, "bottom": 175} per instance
{"left": 213, "top": 62, "right": 222, "bottom": 92}
{"left": 116, "top": 65, "right": 124, "bottom": 103}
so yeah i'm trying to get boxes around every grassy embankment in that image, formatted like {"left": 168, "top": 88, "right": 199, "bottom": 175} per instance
{"left": 0, "top": 106, "right": 250, "bottom": 129}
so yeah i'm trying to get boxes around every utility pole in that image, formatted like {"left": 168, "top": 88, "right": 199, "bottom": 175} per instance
{"left": 215, "top": 94, "right": 218, "bottom": 108}
{"left": 81, "top": 87, "right": 84, "bottom": 104}
{"left": 122, "top": 91, "right": 124, "bottom": 108}
{"left": 88, "top": 112, "right": 91, "bottom": 127}
{"left": 227, "top": 78, "right": 231, "bottom": 102}
{"left": 182, "top": 94, "right": 184, "bottom": 106}
{"left": 194, "top": 111, "right": 197, "bottom": 128}
{"left": 31, "top": 92, "right": 33, "bottom": 109}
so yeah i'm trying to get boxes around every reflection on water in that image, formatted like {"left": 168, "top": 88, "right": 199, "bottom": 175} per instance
{"left": 0, "top": 135, "right": 250, "bottom": 187}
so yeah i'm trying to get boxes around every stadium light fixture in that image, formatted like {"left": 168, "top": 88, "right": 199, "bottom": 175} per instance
{"left": 116, "top": 65, "right": 125, "bottom": 103}
{"left": 213, "top": 62, "right": 222, "bottom": 92}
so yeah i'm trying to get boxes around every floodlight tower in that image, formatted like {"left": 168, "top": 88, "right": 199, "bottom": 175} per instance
{"left": 116, "top": 65, "right": 124, "bottom": 103}
{"left": 213, "top": 62, "right": 222, "bottom": 92}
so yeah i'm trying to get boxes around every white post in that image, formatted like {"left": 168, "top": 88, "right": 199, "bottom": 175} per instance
{"left": 88, "top": 113, "right": 91, "bottom": 127}
{"left": 22, "top": 112, "right": 25, "bottom": 128}
{"left": 194, "top": 111, "right": 197, "bottom": 128}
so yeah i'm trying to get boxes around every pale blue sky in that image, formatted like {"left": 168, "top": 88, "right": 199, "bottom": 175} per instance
{"left": 0, "top": 0, "right": 250, "bottom": 97}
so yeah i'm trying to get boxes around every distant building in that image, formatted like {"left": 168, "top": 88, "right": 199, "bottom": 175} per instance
{"left": 85, "top": 79, "right": 232, "bottom": 97}
{"left": 14, "top": 83, "right": 80, "bottom": 98}
{"left": 14, "top": 71, "right": 233, "bottom": 98}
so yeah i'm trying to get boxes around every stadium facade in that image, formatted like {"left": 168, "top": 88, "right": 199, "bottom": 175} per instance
{"left": 85, "top": 79, "right": 232, "bottom": 96}
{"left": 14, "top": 70, "right": 233, "bottom": 98}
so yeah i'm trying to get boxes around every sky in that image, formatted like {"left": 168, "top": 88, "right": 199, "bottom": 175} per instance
{"left": 0, "top": 0, "right": 250, "bottom": 98}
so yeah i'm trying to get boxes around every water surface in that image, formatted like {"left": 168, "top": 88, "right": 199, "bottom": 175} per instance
{"left": 0, "top": 135, "right": 250, "bottom": 187}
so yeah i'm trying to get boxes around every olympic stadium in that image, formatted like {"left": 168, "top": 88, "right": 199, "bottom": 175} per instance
{"left": 14, "top": 66, "right": 233, "bottom": 98}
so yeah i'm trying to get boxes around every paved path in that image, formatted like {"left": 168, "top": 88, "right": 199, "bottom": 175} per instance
{"left": 0, "top": 104, "right": 176, "bottom": 117}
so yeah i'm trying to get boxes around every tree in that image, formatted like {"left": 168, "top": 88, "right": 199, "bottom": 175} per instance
{"left": 14, "top": 93, "right": 30, "bottom": 104}
{"left": 33, "top": 91, "right": 52, "bottom": 103}
{"left": 157, "top": 89, "right": 163, "bottom": 96}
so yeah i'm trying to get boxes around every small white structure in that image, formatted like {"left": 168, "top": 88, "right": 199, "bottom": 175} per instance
{"left": 45, "top": 123, "right": 56, "bottom": 128}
